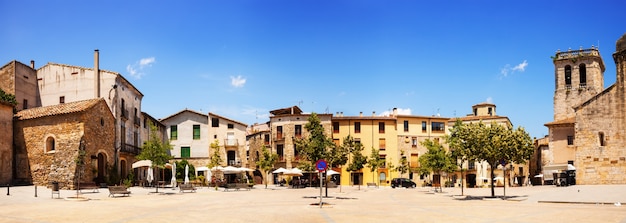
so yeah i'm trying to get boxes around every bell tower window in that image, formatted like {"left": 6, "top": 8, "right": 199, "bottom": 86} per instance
{"left": 579, "top": 64, "right": 587, "bottom": 88}
{"left": 565, "top": 65, "right": 572, "bottom": 90}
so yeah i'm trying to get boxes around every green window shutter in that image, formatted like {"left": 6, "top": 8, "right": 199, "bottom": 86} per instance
{"left": 193, "top": 125, "right": 200, "bottom": 140}
{"left": 181, "top": 147, "right": 190, "bottom": 158}
{"left": 171, "top": 125, "right": 178, "bottom": 140}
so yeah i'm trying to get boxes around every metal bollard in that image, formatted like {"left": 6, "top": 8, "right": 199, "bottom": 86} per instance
{"left": 6, "top": 184, "right": 9, "bottom": 196}
{"left": 35, "top": 185, "right": 38, "bottom": 197}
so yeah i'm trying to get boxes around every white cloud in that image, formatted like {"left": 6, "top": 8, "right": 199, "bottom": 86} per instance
{"left": 500, "top": 60, "right": 528, "bottom": 77}
{"left": 379, "top": 108, "right": 411, "bottom": 116}
{"left": 126, "top": 57, "right": 156, "bottom": 79}
{"left": 486, "top": 97, "right": 493, "bottom": 103}
{"left": 230, "top": 75, "right": 246, "bottom": 88}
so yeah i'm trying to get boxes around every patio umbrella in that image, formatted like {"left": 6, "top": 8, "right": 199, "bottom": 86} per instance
{"left": 272, "top": 167, "right": 287, "bottom": 174}
{"left": 147, "top": 167, "right": 154, "bottom": 184}
{"left": 325, "top": 169, "right": 340, "bottom": 175}
{"left": 132, "top": 160, "right": 152, "bottom": 169}
{"left": 170, "top": 162, "right": 177, "bottom": 188}
{"left": 283, "top": 168, "right": 303, "bottom": 176}
{"left": 184, "top": 165, "right": 190, "bottom": 184}
{"left": 223, "top": 166, "right": 241, "bottom": 174}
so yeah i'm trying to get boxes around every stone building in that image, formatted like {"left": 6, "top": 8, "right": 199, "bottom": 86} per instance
{"left": 545, "top": 33, "right": 626, "bottom": 185}
{"left": 0, "top": 60, "right": 39, "bottom": 111}
{"left": 0, "top": 101, "right": 13, "bottom": 185}
{"left": 246, "top": 125, "right": 270, "bottom": 184}
{"left": 13, "top": 98, "right": 115, "bottom": 189}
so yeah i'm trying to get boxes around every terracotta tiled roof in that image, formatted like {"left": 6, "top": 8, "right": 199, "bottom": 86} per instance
{"left": 270, "top": 106, "right": 302, "bottom": 115}
{"left": 15, "top": 98, "right": 103, "bottom": 120}
{"left": 544, "top": 117, "right": 576, "bottom": 126}
{"left": 449, "top": 115, "right": 508, "bottom": 122}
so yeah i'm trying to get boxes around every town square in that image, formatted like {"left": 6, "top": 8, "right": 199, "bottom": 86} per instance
{"left": 1, "top": 1, "right": 626, "bottom": 222}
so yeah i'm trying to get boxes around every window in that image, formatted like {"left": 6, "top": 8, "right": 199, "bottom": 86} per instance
{"left": 468, "top": 162, "right": 475, "bottom": 170}
{"left": 355, "top": 138, "right": 361, "bottom": 145}
{"left": 264, "top": 134, "right": 270, "bottom": 145}
{"left": 333, "top": 138, "right": 340, "bottom": 146}
{"left": 333, "top": 122, "right": 339, "bottom": 133}
{"left": 403, "top": 120, "right": 409, "bottom": 132}
{"left": 181, "top": 147, "right": 190, "bottom": 158}
{"left": 488, "top": 108, "right": 492, "bottom": 116}
{"left": 295, "top": 125, "right": 302, "bottom": 138}
{"left": 379, "top": 122, "right": 385, "bottom": 133}
{"left": 567, "top": 135, "right": 574, "bottom": 145}
{"left": 227, "top": 124, "right": 234, "bottom": 129}
{"left": 565, "top": 65, "right": 572, "bottom": 88}
{"left": 599, "top": 132, "right": 605, "bottom": 146}
{"left": 193, "top": 125, "right": 201, "bottom": 140}
{"left": 211, "top": 118, "right": 219, "bottom": 127}
{"left": 45, "top": 136, "right": 55, "bottom": 153}
{"left": 432, "top": 122, "right": 445, "bottom": 132}
{"left": 422, "top": 121, "right": 427, "bottom": 132}
{"left": 59, "top": 96, "right": 65, "bottom": 104}
{"left": 411, "top": 137, "right": 418, "bottom": 147}
{"left": 277, "top": 126, "right": 283, "bottom": 139}
{"left": 354, "top": 122, "right": 361, "bottom": 133}
{"left": 380, "top": 154, "right": 386, "bottom": 168}
{"left": 23, "top": 99, "right": 28, "bottom": 109}
{"left": 579, "top": 63, "right": 587, "bottom": 88}
{"left": 379, "top": 138, "right": 386, "bottom": 150}
{"left": 134, "top": 131, "right": 138, "bottom": 147}
{"left": 170, "top": 125, "right": 178, "bottom": 140}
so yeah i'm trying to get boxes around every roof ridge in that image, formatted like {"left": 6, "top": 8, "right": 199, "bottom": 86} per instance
{"left": 15, "top": 98, "right": 104, "bottom": 120}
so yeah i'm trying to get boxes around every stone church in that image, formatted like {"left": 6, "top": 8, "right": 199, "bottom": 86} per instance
{"left": 545, "top": 33, "right": 626, "bottom": 184}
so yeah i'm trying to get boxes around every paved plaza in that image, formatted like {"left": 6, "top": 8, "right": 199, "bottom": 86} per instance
{"left": 0, "top": 184, "right": 625, "bottom": 223}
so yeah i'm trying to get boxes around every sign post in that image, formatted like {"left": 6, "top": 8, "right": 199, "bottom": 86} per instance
{"left": 316, "top": 159, "right": 328, "bottom": 208}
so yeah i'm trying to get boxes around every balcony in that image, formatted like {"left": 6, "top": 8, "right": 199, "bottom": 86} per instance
{"left": 120, "top": 143, "right": 141, "bottom": 155}
{"left": 224, "top": 139, "right": 239, "bottom": 147}
{"left": 133, "top": 117, "right": 140, "bottom": 126}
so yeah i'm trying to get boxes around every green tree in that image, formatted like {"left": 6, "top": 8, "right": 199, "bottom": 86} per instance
{"left": 295, "top": 112, "right": 335, "bottom": 186}
{"left": 418, "top": 139, "right": 457, "bottom": 192}
{"left": 366, "top": 147, "right": 384, "bottom": 187}
{"left": 0, "top": 88, "right": 17, "bottom": 106}
{"left": 395, "top": 150, "right": 409, "bottom": 178}
{"left": 208, "top": 139, "right": 223, "bottom": 168}
{"left": 137, "top": 122, "right": 173, "bottom": 193}
{"left": 447, "top": 121, "right": 534, "bottom": 197}
{"left": 256, "top": 145, "right": 278, "bottom": 189}
{"left": 347, "top": 140, "right": 367, "bottom": 187}
{"left": 446, "top": 119, "right": 475, "bottom": 196}
{"left": 175, "top": 159, "right": 196, "bottom": 180}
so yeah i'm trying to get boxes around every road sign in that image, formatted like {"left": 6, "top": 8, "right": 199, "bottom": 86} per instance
{"left": 316, "top": 159, "right": 328, "bottom": 172}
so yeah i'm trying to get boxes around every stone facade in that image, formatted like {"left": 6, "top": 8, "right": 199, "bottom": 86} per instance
{"left": 546, "top": 33, "right": 626, "bottom": 185}
{"left": 572, "top": 34, "right": 626, "bottom": 184}
{"left": 0, "top": 60, "right": 39, "bottom": 111}
{"left": 13, "top": 99, "right": 115, "bottom": 189}
{"left": 208, "top": 112, "right": 248, "bottom": 168}
{"left": 0, "top": 102, "right": 13, "bottom": 185}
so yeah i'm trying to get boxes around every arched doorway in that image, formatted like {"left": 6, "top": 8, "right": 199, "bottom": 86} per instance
{"left": 97, "top": 153, "right": 107, "bottom": 183}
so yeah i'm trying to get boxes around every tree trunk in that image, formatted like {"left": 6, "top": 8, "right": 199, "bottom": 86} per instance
{"left": 490, "top": 163, "right": 495, "bottom": 197}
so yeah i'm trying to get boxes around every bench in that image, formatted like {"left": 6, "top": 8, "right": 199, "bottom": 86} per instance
{"left": 108, "top": 186, "right": 131, "bottom": 197}
{"left": 77, "top": 182, "right": 99, "bottom": 193}
{"left": 223, "top": 183, "right": 251, "bottom": 191}
{"left": 179, "top": 184, "right": 197, "bottom": 193}
{"left": 367, "top": 183, "right": 377, "bottom": 187}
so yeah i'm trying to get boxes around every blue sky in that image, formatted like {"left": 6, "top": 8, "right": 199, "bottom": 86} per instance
{"left": 2, "top": 1, "right": 624, "bottom": 138}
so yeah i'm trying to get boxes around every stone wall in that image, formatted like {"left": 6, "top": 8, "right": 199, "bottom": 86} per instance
{"left": 14, "top": 100, "right": 115, "bottom": 189}
{"left": 0, "top": 103, "right": 13, "bottom": 185}
{"left": 574, "top": 41, "right": 626, "bottom": 185}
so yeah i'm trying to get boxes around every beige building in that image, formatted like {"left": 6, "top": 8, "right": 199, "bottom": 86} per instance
{"left": 161, "top": 109, "right": 210, "bottom": 169}
{"left": 544, "top": 34, "right": 626, "bottom": 185}
{"left": 0, "top": 101, "right": 13, "bottom": 185}
{"left": 13, "top": 99, "right": 115, "bottom": 188}
{"left": 208, "top": 113, "right": 248, "bottom": 168}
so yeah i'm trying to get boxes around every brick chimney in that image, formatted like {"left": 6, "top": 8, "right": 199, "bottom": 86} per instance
{"left": 30, "top": 60, "right": 35, "bottom": 69}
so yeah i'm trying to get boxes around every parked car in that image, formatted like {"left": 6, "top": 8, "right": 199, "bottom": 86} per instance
{"left": 391, "top": 178, "right": 416, "bottom": 188}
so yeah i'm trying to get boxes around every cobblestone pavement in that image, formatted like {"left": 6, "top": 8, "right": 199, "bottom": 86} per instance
{"left": 0, "top": 184, "right": 624, "bottom": 223}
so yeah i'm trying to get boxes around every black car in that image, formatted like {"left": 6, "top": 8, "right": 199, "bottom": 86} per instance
{"left": 391, "top": 178, "right": 416, "bottom": 188}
